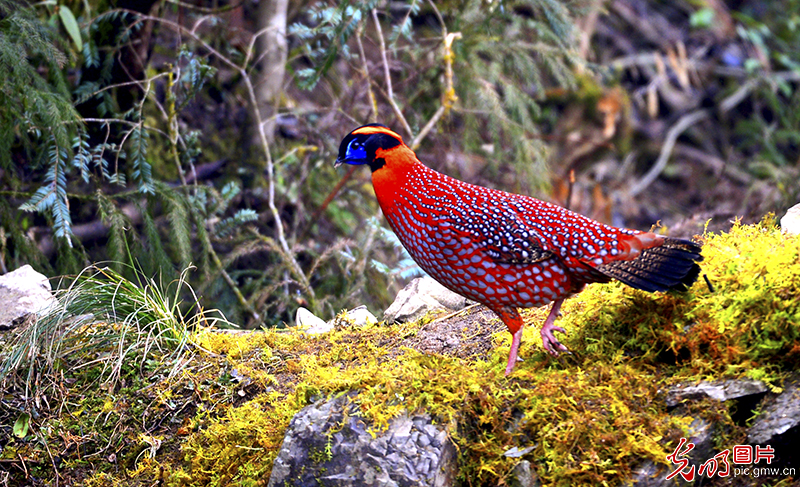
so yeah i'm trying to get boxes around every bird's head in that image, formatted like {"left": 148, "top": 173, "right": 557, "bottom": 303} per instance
{"left": 336, "top": 124, "right": 405, "bottom": 172}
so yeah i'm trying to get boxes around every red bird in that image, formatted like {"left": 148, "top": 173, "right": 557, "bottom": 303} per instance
{"left": 336, "top": 124, "right": 702, "bottom": 375}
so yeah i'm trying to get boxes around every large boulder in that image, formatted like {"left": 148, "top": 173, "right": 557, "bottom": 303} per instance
{"left": 268, "top": 394, "right": 457, "bottom": 487}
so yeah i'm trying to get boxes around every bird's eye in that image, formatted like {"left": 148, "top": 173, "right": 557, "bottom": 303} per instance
{"left": 346, "top": 138, "right": 368, "bottom": 161}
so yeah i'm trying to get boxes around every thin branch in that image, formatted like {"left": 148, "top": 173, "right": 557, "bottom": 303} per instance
{"left": 410, "top": 3, "right": 460, "bottom": 150}
{"left": 308, "top": 165, "right": 358, "bottom": 234}
{"left": 356, "top": 25, "right": 378, "bottom": 123}
{"left": 627, "top": 109, "right": 709, "bottom": 197}
{"left": 209, "top": 245, "right": 259, "bottom": 320}
{"left": 166, "top": 0, "right": 245, "bottom": 14}
{"left": 113, "top": 8, "right": 310, "bottom": 296}
{"left": 411, "top": 106, "right": 445, "bottom": 150}
{"left": 371, "top": 8, "right": 413, "bottom": 137}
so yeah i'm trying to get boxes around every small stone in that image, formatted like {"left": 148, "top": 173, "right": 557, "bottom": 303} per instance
{"left": 295, "top": 307, "right": 332, "bottom": 334}
{"left": 781, "top": 203, "right": 800, "bottom": 235}
{"left": 509, "top": 460, "right": 540, "bottom": 487}
{"left": 345, "top": 305, "right": 377, "bottom": 326}
{"left": 503, "top": 446, "right": 535, "bottom": 458}
{"left": 384, "top": 276, "right": 471, "bottom": 324}
{"left": 0, "top": 265, "right": 57, "bottom": 330}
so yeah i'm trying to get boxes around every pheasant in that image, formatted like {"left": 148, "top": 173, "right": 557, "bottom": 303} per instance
{"left": 336, "top": 124, "right": 702, "bottom": 375}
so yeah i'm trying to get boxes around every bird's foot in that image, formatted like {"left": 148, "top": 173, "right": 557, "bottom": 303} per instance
{"left": 540, "top": 323, "right": 569, "bottom": 356}
{"left": 541, "top": 299, "right": 569, "bottom": 356}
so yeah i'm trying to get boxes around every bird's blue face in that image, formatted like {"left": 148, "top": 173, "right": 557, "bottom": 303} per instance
{"left": 343, "top": 138, "right": 368, "bottom": 164}
{"left": 335, "top": 124, "right": 402, "bottom": 171}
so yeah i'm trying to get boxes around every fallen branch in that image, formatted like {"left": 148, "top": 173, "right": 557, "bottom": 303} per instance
{"left": 627, "top": 109, "right": 709, "bottom": 197}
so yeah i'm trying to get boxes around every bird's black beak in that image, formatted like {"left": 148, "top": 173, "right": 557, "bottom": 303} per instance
{"left": 334, "top": 157, "right": 344, "bottom": 169}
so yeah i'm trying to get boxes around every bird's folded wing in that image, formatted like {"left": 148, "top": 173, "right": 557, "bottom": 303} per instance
{"left": 448, "top": 209, "right": 556, "bottom": 265}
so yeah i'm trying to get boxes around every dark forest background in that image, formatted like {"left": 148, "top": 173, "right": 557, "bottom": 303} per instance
{"left": 2, "top": 0, "right": 799, "bottom": 327}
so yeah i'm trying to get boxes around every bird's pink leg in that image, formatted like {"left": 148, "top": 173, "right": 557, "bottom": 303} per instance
{"left": 493, "top": 307, "right": 525, "bottom": 375}
{"left": 506, "top": 326, "right": 524, "bottom": 376}
{"left": 540, "top": 299, "right": 569, "bottom": 355}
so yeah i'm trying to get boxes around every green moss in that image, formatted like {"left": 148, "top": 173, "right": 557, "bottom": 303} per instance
{"left": 562, "top": 215, "right": 800, "bottom": 383}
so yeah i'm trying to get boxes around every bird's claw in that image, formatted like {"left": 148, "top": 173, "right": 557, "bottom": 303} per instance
{"left": 541, "top": 325, "right": 569, "bottom": 356}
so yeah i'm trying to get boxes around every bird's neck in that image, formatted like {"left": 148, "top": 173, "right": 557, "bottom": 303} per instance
{"left": 370, "top": 144, "right": 422, "bottom": 213}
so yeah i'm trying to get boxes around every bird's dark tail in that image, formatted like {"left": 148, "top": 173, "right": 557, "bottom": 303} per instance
{"left": 596, "top": 237, "right": 703, "bottom": 293}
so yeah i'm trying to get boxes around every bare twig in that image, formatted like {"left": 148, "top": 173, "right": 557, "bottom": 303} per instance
{"left": 371, "top": 8, "right": 413, "bottom": 138}
{"left": 309, "top": 165, "right": 358, "bottom": 230}
{"left": 565, "top": 169, "right": 576, "bottom": 210}
{"left": 427, "top": 303, "right": 481, "bottom": 326}
{"left": 166, "top": 0, "right": 245, "bottom": 14}
{"left": 627, "top": 109, "right": 709, "bottom": 197}
{"left": 355, "top": 25, "right": 378, "bottom": 123}
{"left": 411, "top": 106, "right": 446, "bottom": 151}
{"left": 410, "top": 3, "right": 460, "bottom": 150}
{"left": 673, "top": 144, "right": 752, "bottom": 185}
{"left": 209, "top": 245, "right": 259, "bottom": 320}
{"left": 577, "top": 0, "right": 604, "bottom": 63}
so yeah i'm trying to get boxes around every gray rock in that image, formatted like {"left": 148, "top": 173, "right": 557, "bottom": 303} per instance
{"left": 268, "top": 394, "right": 457, "bottom": 487}
{"left": 685, "top": 417, "right": 715, "bottom": 465}
{"left": 625, "top": 461, "right": 673, "bottom": 487}
{"left": 665, "top": 379, "right": 767, "bottom": 407}
{"left": 509, "top": 460, "right": 540, "bottom": 487}
{"left": 781, "top": 202, "right": 800, "bottom": 235}
{"left": 627, "top": 418, "right": 713, "bottom": 486}
{"left": 0, "top": 265, "right": 57, "bottom": 330}
{"left": 748, "top": 376, "right": 800, "bottom": 450}
{"left": 384, "top": 277, "right": 470, "bottom": 324}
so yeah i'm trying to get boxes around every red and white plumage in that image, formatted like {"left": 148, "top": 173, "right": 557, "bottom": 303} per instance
{"left": 337, "top": 124, "right": 702, "bottom": 374}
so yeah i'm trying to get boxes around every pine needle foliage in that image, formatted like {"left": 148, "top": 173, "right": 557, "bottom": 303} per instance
{"left": 450, "top": 0, "right": 579, "bottom": 191}
{"left": 0, "top": 0, "right": 82, "bottom": 240}
{"left": 292, "top": 0, "right": 579, "bottom": 192}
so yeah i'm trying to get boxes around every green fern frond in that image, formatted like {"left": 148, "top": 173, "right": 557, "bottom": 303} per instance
{"left": 215, "top": 209, "right": 258, "bottom": 238}
{"left": 290, "top": 0, "right": 382, "bottom": 89}
{"left": 140, "top": 207, "right": 174, "bottom": 279}
{"left": 127, "top": 124, "right": 154, "bottom": 194}
{"left": 157, "top": 185, "right": 193, "bottom": 269}
{"left": 19, "top": 136, "right": 74, "bottom": 243}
